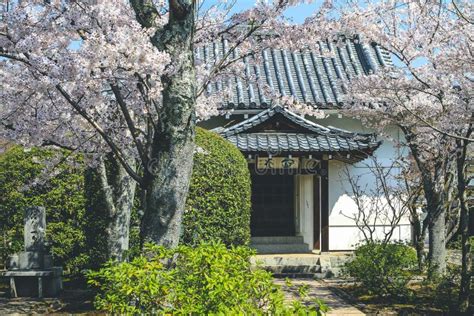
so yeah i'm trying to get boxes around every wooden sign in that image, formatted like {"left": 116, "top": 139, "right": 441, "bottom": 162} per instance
{"left": 257, "top": 157, "right": 299, "bottom": 169}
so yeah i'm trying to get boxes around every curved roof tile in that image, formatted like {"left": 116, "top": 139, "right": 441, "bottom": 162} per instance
{"left": 196, "top": 37, "right": 392, "bottom": 110}
{"left": 217, "top": 106, "right": 381, "bottom": 161}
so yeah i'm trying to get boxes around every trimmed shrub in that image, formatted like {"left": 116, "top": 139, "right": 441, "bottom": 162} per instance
{"left": 343, "top": 241, "right": 418, "bottom": 297}
{"left": 182, "top": 127, "right": 251, "bottom": 246}
{"left": 88, "top": 242, "right": 328, "bottom": 314}
{"left": 0, "top": 146, "right": 88, "bottom": 273}
{"left": 1, "top": 127, "right": 251, "bottom": 272}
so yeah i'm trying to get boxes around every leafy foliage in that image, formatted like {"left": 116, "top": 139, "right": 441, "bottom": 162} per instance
{"left": 88, "top": 242, "right": 328, "bottom": 315}
{"left": 182, "top": 128, "right": 251, "bottom": 246}
{"left": 0, "top": 129, "right": 252, "bottom": 273}
{"left": 432, "top": 264, "right": 462, "bottom": 311}
{"left": 0, "top": 146, "right": 87, "bottom": 273}
{"left": 343, "top": 241, "right": 418, "bottom": 298}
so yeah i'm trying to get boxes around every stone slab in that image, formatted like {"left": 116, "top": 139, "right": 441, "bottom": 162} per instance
{"left": 275, "top": 278, "right": 365, "bottom": 315}
{"left": 8, "top": 252, "right": 52, "bottom": 270}
{"left": 1, "top": 271, "right": 53, "bottom": 277}
{"left": 1, "top": 268, "right": 63, "bottom": 298}
{"left": 251, "top": 243, "right": 311, "bottom": 254}
{"left": 24, "top": 206, "right": 46, "bottom": 252}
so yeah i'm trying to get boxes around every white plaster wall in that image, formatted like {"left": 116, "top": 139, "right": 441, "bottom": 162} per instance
{"left": 312, "top": 114, "right": 412, "bottom": 250}
{"left": 297, "top": 175, "right": 314, "bottom": 250}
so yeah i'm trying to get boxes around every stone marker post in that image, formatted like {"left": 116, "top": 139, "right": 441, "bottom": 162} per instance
{"left": 2, "top": 205, "right": 62, "bottom": 297}
{"left": 24, "top": 206, "right": 46, "bottom": 253}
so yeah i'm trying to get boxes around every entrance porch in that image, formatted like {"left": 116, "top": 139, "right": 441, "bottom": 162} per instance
{"left": 249, "top": 171, "right": 329, "bottom": 253}
{"left": 217, "top": 105, "right": 381, "bottom": 253}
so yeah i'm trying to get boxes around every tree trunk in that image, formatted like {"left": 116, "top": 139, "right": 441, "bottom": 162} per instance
{"left": 411, "top": 212, "right": 425, "bottom": 270}
{"left": 456, "top": 138, "right": 471, "bottom": 313}
{"left": 102, "top": 157, "right": 137, "bottom": 261}
{"left": 140, "top": 1, "right": 196, "bottom": 247}
{"left": 85, "top": 154, "right": 137, "bottom": 262}
{"left": 427, "top": 203, "right": 447, "bottom": 276}
{"left": 401, "top": 126, "right": 448, "bottom": 276}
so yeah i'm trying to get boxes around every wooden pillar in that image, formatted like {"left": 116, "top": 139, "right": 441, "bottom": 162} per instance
{"left": 313, "top": 175, "right": 321, "bottom": 250}
{"left": 321, "top": 160, "right": 329, "bottom": 252}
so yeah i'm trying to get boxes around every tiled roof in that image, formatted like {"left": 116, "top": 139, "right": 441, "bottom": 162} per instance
{"left": 227, "top": 133, "right": 377, "bottom": 153}
{"left": 218, "top": 106, "right": 381, "bottom": 157}
{"left": 196, "top": 37, "right": 391, "bottom": 109}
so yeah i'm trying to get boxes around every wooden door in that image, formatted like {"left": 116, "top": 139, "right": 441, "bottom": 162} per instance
{"left": 250, "top": 174, "right": 295, "bottom": 236}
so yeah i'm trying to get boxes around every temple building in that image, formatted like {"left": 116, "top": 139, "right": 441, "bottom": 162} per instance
{"left": 200, "top": 38, "right": 412, "bottom": 252}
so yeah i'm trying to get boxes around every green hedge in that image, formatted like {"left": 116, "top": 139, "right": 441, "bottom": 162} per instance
{"left": 182, "top": 128, "right": 251, "bottom": 246}
{"left": 87, "top": 242, "right": 328, "bottom": 314}
{"left": 0, "top": 128, "right": 252, "bottom": 272}
{"left": 0, "top": 146, "right": 88, "bottom": 273}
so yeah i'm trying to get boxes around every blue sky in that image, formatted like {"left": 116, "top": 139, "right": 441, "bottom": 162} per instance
{"left": 200, "top": 0, "right": 324, "bottom": 24}
{"left": 199, "top": 1, "right": 412, "bottom": 68}
{"left": 65, "top": 1, "right": 322, "bottom": 50}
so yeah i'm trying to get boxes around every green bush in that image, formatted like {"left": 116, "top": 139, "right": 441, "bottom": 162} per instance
{"left": 0, "top": 146, "right": 87, "bottom": 274}
{"left": 88, "top": 242, "right": 328, "bottom": 315}
{"left": 182, "top": 127, "right": 251, "bottom": 246}
{"left": 432, "top": 264, "right": 462, "bottom": 311}
{"left": 343, "top": 241, "right": 418, "bottom": 297}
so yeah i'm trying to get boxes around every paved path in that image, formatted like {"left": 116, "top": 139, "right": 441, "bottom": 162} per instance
{"left": 276, "top": 278, "right": 364, "bottom": 315}
{"left": 0, "top": 280, "right": 362, "bottom": 315}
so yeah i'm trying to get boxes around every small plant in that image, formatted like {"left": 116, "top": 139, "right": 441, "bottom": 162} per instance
{"left": 343, "top": 241, "right": 418, "bottom": 298}
{"left": 88, "top": 242, "right": 327, "bottom": 314}
{"left": 298, "top": 284, "right": 310, "bottom": 298}
{"left": 314, "top": 298, "right": 329, "bottom": 314}
{"left": 432, "top": 264, "right": 462, "bottom": 311}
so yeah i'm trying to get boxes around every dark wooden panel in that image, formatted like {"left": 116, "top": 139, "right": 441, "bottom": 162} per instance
{"left": 251, "top": 174, "right": 295, "bottom": 236}
{"left": 313, "top": 176, "right": 321, "bottom": 250}
{"left": 321, "top": 160, "right": 329, "bottom": 251}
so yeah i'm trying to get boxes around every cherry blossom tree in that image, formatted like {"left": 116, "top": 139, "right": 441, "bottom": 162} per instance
{"left": 0, "top": 0, "right": 337, "bottom": 256}
{"left": 334, "top": 0, "right": 473, "bottom": 309}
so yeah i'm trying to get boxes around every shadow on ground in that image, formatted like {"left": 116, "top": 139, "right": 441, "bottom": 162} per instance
{"left": 0, "top": 278, "right": 100, "bottom": 315}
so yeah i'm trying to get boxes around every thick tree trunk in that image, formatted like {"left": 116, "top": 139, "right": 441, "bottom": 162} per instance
{"left": 102, "top": 157, "right": 137, "bottom": 261}
{"left": 456, "top": 138, "right": 471, "bottom": 313}
{"left": 401, "top": 126, "right": 448, "bottom": 276}
{"left": 85, "top": 154, "right": 137, "bottom": 262}
{"left": 427, "top": 205, "right": 447, "bottom": 276}
{"left": 140, "top": 1, "right": 196, "bottom": 247}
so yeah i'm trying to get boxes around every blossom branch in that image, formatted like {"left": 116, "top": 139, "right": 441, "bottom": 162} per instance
{"left": 55, "top": 84, "right": 142, "bottom": 185}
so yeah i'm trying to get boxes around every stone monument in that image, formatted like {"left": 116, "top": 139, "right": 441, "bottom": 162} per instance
{"left": 1, "top": 206, "right": 62, "bottom": 298}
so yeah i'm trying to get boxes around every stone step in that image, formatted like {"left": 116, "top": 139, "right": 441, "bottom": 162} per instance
{"left": 252, "top": 254, "right": 320, "bottom": 266}
{"left": 250, "top": 243, "right": 310, "bottom": 254}
{"left": 273, "top": 273, "right": 316, "bottom": 279}
{"left": 251, "top": 236, "right": 305, "bottom": 244}
{"left": 261, "top": 265, "right": 322, "bottom": 274}
{"left": 251, "top": 254, "right": 325, "bottom": 279}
